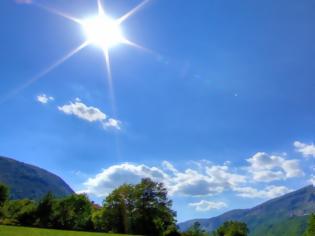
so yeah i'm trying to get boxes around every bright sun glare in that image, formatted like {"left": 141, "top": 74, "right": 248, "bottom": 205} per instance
{"left": 82, "top": 15, "right": 124, "bottom": 49}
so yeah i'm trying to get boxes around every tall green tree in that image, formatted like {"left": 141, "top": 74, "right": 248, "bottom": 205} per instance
{"left": 132, "top": 178, "right": 176, "bottom": 236}
{"left": 304, "top": 214, "right": 315, "bottom": 236}
{"left": 53, "top": 194, "right": 93, "bottom": 230}
{"left": 214, "top": 221, "right": 249, "bottom": 236}
{"left": 36, "top": 192, "right": 55, "bottom": 228}
{"left": 182, "top": 222, "right": 208, "bottom": 236}
{"left": 102, "top": 178, "right": 176, "bottom": 236}
{"left": 0, "top": 183, "right": 9, "bottom": 220}
{"left": 102, "top": 184, "right": 135, "bottom": 233}
{"left": 0, "top": 183, "right": 9, "bottom": 207}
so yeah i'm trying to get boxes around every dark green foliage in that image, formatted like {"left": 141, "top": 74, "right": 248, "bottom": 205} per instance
{"left": 36, "top": 192, "right": 55, "bottom": 228}
{"left": 164, "top": 224, "right": 181, "bottom": 236}
{"left": 91, "top": 207, "right": 106, "bottom": 232}
{"left": 182, "top": 222, "right": 209, "bottom": 236}
{"left": 53, "top": 194, "right": 93, "bottom": 231}
{"left": 214, "top": 221, "right": 248, "bottom": 236}
{"left": 0, "top": 156, "right": 74, "bottom": 200}
{"left": 304, "top": 214, "right": 315, "bottom": 236}
{"left": 0, "top": 183, "right": 9, "bottom": 220}
{"left": 2, "top": 199, "right": 37, "bottom": 226}
{"left": 132, "top": 178, "right": 176, "bottom": 235}
{"left": 0, "top": 183, "right": 9, "bottom": 207}
{"left": 102, "top": 178, "right": 177, "bottom": 236}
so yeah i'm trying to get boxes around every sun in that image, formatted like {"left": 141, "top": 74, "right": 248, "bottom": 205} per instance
{"left": 82, "top": 15, "right": 125, "bottom": 50}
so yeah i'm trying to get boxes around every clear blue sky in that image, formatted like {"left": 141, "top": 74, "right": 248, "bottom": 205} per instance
{"left": 1, "top": 0, "right": 315, "bottom": 222}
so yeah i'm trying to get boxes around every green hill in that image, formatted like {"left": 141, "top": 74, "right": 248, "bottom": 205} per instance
{"left": 178, "top": 185, "right": 315, "bottom": 235}
{"left": 0, "top": 156, "right": 74, "bottom": 200}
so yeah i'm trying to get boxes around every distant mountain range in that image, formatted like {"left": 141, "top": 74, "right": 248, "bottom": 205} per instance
{"left": 0, "top": 156, "right": 74, "bottom": 200}
{"left": 178, "top": 185, "right": 315, "bottom": 235}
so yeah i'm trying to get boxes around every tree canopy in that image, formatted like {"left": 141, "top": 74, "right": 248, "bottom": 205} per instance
{"left": 101, "top": 178, "right": 177, "bottom": 235}
{"left": 0, "top": 179, "right": 179, "bottom": 236}
{"left": 214, "top": 221, "right": 249, "bottom": 236}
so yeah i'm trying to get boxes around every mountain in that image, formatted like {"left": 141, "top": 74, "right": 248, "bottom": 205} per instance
{"left": 178, "top": 185, "right": 315, "bottom": 235}
{"left": 0, "top": 156, "right": 74, "bottom": 200}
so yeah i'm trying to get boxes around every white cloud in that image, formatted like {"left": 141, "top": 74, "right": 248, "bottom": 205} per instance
{"left": 37, "top": 94, "right": 54, "bottom": 104}
{"left": 83, "top": 163, "right": 168, "bottom": 197}
{"left": 234, "top": 185, "right": 291, "bottom": 199}
{"left": 58, "top": 99, "right": 120, "bottom": 130}
{"left": 189, "top": 200, "right": 227, "bottom": 212}
{"left": 246, "top": 152, "right": 303, "bottom": 182}
{"left": 58, "top": 101, "right": 106, "bottom": 122}
{"left": 309, "top": 176, "right": 315, "bottom": 186}
{"left": 294, "top": 141, "right": 315, "bottom": 158}
{"left": 83, "top": 161, "right": 246, "bottom": 197}
{"left": 103, "top": 118, "right": 121, "bottom": 130}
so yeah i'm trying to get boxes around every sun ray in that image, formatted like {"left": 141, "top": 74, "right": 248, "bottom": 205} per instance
{"left": 0, "top": 41, "right": 89, "bottom": 104}
{"left": 32, "top": 1, "right": 82, "bottom": 24}
{"left": 102, "top": 48, "right": 117, "bottom": 116}
{"left": 117, "top": 0, "right": 150, "bottom": 24}
{"left": 97, "top": 0, "right": 106, "bottom": 16}
{"left": 121, "top": 38, "right": 156, "bottom": 55}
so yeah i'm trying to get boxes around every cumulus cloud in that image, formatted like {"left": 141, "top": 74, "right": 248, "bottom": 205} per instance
{"left": 83, "top": 163, "right": 168, "bottom": 197}
{"left": 189, "top": 200, "right": 227, "bottom": 212}
{"left": 37, "top": 94, "right": 54, "bottom": 104}
{"left": 234, "top": 185, "right": 291, "bottom": 199}
{"left": 58, "top": 99, "right": 120, "bottom": 130}
{"left": 83, "top": 161, "right": 246, "bottom": 197}
{"left": 246, "top": 152, "right": 303, "bottom": 182}
{"left": 294, "top": 141, "right": 315, "bottom": 158}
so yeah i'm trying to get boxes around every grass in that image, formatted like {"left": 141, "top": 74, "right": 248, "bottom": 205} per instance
{"left": 0, "top": 225, "right": 134, "bottom": 236}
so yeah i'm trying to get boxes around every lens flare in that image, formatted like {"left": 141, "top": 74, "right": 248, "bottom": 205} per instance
{"left": 82, "top": 15, "right": 124, "bottom": 50}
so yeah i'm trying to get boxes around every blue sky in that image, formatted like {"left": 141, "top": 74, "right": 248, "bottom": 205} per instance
{"left": 1, "top": 0, "right": 315, "bottom": 222}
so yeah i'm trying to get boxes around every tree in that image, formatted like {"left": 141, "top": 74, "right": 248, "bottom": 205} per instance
{"left": 0, "top": 183, "right": 9, "bottom": 207}
{"left": 36, "top": 192, "right": 55, "bottom": 228}
{"left": 214, "top": 221, "right": 249, "bottom": 236}
{"left": 102, "top": 178, "right": 177, "bottom": 236}
{"left": 0, "top": 183, "right": 9, "bottom": 220}
{"left": 304, "top": 214, "right": 315, "bottom": 236}
{"left": 1, "top": 199, "right": 37, "bottom": 226}
{"left": 133, "top": 178, "right": 176, "bottom": 236}
{"left": 182, "top": 222, "right": 208, "bottom": 236}
{"left": 102, "top": 184, "right": 135, "bottom": 234}
{"left": 163, "top": 224, "right": 181, "bottom": 236}
{"left": 53, "top": 194, "right": 93, "bottom": 231}
{"left": 91, "top": 207, "right": 106, "bottom": 232}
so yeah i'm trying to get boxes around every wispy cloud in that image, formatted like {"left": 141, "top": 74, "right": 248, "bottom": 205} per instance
{"left": 36, "top": 94, "right": 54, "bottom": 104}
{"left": 58, "top": 99, "right": 121, "bottom": 130}
{"left": 189, "top": 200, "right": 227, "bottom": 212}
{"left": 15, "top": 0, "right": 32, "bottom": 4}
{"left": 234, "top": 185, "right": 291, "bottom": 199}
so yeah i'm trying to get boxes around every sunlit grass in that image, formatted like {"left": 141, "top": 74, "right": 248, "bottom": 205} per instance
{"left": 0, "top": 225, "right": 135, "bottom": 236}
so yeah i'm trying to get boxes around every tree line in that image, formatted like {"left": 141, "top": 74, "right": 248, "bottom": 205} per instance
{"left": 0, "top": 178, "right": 178, "bottom": 235}
{"left": 0, "top": 178, "right": 254, "bottom": 236}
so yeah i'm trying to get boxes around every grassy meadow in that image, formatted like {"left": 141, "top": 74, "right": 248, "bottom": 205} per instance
{"left": 0, "top": 225, "right": 134, "bottom": 236}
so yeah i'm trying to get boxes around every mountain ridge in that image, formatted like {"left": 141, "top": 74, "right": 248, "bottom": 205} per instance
{"left": 0, "top": 156, "right": 74, "bottom": 200}
{"left": 178, "top": 185, "right": 315, "bottom": 235}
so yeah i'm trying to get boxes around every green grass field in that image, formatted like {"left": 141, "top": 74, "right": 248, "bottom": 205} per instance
{"left": 0, "top": 225, "right": 134, "bottom": 236}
